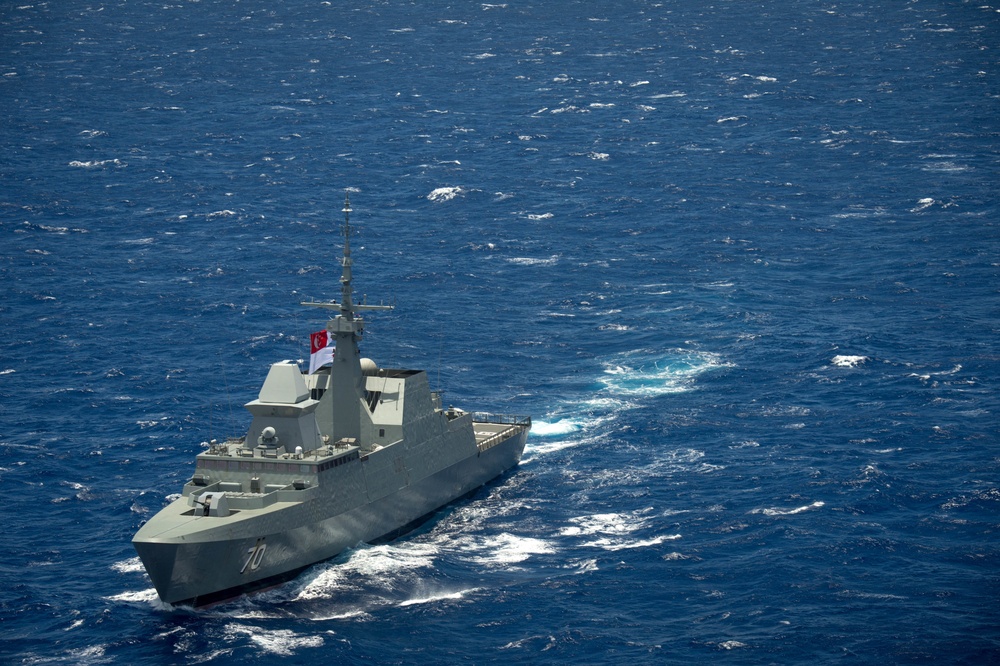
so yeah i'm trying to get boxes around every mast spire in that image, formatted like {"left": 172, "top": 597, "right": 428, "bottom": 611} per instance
{"left": 340, "top": 191, "right": 354, "bottom": 319}
{"left": 302, "top": 191, "right": 392, "bottom": 317}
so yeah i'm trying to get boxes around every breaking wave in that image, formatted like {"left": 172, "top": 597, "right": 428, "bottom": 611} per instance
{"left": 750, "top": 501, "right": 825, "bottom": 516}
{"left": 598, "top": 349, "right": 728, "bottom": 398}
{"left": 427, "top": 186, "right": 464, "bottom": 202}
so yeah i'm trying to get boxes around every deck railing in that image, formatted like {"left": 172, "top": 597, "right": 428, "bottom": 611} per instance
{"left": 471, "top": 413, "right": 532, "bottom": 427}
{"left": 473, "top": 416, "right": 532, "bottom": 454}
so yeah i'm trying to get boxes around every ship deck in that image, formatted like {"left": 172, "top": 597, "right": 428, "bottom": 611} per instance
{"left": 471, "top": 413, "right": 531, "bottom": 454}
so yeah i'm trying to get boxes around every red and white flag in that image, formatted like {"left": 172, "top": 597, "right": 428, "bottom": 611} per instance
{"left": 309, "top": 330, "right": 335, "bottom": 374}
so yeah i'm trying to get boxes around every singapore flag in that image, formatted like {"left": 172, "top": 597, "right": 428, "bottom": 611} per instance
{"left": 309, "top": 330, "right": 335, "bottom": 374}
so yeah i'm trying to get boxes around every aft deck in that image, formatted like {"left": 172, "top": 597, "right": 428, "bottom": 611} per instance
{"left": 471, "top": 413, "right": 531, "bottom": 454}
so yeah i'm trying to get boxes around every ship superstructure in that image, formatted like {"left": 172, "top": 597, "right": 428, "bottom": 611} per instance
{"left": 132, "top": 196, "right": 530, "bottom": 606}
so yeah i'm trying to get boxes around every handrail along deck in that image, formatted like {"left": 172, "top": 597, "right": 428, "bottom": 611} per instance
{"left": 472, "top": 414, "right": 531, "bottom": 454}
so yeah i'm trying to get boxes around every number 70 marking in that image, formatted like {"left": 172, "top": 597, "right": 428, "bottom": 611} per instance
{"left": 241, "top": 538, "right": 267, "bottom": 574}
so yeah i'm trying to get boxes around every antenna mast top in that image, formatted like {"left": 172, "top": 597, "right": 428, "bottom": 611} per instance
{"left": 301, "top": 191, "right": 393, "bottom": 317}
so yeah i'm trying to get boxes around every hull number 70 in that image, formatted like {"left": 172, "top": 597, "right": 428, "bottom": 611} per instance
{"left": 240, "top": 538, "right": 267, "bottom": 574}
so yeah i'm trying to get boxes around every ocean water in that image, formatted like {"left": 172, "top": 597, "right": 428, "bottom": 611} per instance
{"left": 2, "top": 0, "right": 999, "bottom": 663}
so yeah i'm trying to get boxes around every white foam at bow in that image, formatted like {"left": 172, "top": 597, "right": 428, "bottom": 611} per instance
{"left": 293, "top": 542, "right": 438, "bottom": 601}
{"left": 105, "top": 588, "right": 160, "bottom": 604}
{"left": 110, "top": 557, "right": 145, "bottom": 574}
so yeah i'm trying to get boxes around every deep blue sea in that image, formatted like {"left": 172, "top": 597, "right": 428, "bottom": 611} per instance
{"left": 2, "top": 0, "right": 999, "bottom": 663}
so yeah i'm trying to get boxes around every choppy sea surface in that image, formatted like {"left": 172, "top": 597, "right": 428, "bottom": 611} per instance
{"left": 2, "top": 0, "right": 999, "bottom": 663}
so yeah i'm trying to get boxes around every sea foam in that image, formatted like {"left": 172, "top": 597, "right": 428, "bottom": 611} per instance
{"left": 832, "top": 355, "right": 867, "bottom": 368}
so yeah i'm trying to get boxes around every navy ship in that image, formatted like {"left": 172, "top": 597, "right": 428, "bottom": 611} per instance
{"left": 132, "top": 196, "right": 531, "bottom": 606}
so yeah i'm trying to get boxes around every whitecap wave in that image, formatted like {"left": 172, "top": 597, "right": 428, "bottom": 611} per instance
{"left": 398, "top": 588, "right": 479, "bottom": 607}
{"left": 427, "top": 186, "right": 464, "bottom": 202}
{"left": 835, "top": 590, "right": 907, "bottom": 600}
{"left": 457, "top": 533, "right": 556, "bottom": 567}
{"left": 560, "top": 509, "right": 680, "bottom": 551}
{"left": 751, "top": 500, "right": 825, "bottom": 516}
{"left": 832, "top": 355, "right": 867, "bottom": 368}
{"left": 223, "top": 623, "right": 324, "bottom": 656}
{"left": 506, "top": 255, "right": 559, "bottom": 266}
{"left": 581, "top": 534, "right": 681, "bottom": 551}
{"left": 561, "top": 511, "right": 646, "bottom": 537}
{"left": 68, "top": 158, "right": 124, "bottom": 168}
{"left": 26, "top": 644, "right": 109, "bottom": 664}
{"left": 599, "top": 349, "right": 727, "bottom": 397}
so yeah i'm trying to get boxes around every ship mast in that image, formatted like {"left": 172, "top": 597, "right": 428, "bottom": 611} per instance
{"left": 339, "top": 192, "right": 354, "bottom": 319}
{"left": 302, "top": 192, "right": 393, "bottom": 443}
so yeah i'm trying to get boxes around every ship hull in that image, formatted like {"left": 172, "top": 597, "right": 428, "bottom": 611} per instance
{"left": 133, "top": 426, "right": 528, "bottom": 606}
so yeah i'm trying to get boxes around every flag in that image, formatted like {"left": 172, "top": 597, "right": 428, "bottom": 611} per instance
{"left": 309, "top": 330, "right": 335, "bottom": 374}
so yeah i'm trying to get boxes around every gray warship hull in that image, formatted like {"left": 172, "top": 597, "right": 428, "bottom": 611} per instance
{"left": 134, "top": 416, "right": 528, "bottom": 606}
